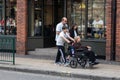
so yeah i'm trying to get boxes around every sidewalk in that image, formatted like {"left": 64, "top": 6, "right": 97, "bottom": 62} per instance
{"left": 0, "top": 54, "right": 120, "bottom": 80}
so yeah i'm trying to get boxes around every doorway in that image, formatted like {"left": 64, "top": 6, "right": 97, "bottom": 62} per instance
{"left": 28, "top": 0, "right": 65, "bottom": 50}
{"left": 44, "top": 0, "right": 64, "bottom": 47}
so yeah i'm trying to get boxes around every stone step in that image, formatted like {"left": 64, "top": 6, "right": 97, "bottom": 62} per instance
{"left": 35, "top": 48, "right": 57, "bottom": 55}
{"left": 28, "top": 48, "right": 57, "bottom": 60}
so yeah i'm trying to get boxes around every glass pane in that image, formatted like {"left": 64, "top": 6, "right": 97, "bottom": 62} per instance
{"left": 87, "top": 0, "right": 106, "bottom": 39}
{"left": 0, "top": 0, "right": 2, "bottom": 4}
{"left": 71, "top": 0, "right": 86, "bottom": 38}
{"left": 71, "top": 0, "right": 106, "bottom": 39}
{"left": 5, "top": 0, "right": 17, "bottom": 35}
{"left": 28, "top": 0, "right": 42, "bottom": 37}
{"left": 0, "top": 0, "right": 4, "bottom": 34}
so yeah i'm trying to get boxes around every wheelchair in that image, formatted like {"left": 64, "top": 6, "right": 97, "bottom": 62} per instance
{"left": 68, "top": 46, "right": 94, "bottom": 68}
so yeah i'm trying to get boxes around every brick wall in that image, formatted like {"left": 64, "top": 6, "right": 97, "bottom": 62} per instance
{"left": 106, "top": 0, "right": 120, "bottom": 61}
{"left": 16, "top": 0, "right": 28, "bottom": 55}
{"left": 116, "top": 0, "right": 120, "bottom": 61}
{"left": 106, "top": 0, "right": 112, "bottom": 60}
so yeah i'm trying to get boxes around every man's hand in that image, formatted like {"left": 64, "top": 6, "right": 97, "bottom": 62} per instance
{"left": 73, "top": 39, "right": 76, "bottom": 43}
{"left": 67, "top": 40, "right": 70, "bottom": 43}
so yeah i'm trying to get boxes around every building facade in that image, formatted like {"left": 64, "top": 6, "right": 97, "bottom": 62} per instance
{"left": 0, "top": 0, "right": 119, "bottom": 61}
{"left": 106, "top": 0, "right": 120, "bottom": 61}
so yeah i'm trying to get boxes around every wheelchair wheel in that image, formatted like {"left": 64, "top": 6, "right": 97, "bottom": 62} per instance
{"left": 70, "top": 59, "right": 77, "bottom": 68}
{"left": 79, "top": 57, "right": 87, "bottom": 68}
{"left": 89, "top": 62, "right": 93, "bottom": 69}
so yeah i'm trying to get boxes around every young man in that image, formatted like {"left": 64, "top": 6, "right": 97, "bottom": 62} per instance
{"left": 92, "top": 15, "right": 104, "bottom": 38}
{"left": 55, "top": 17, "right": 68, "bottom": 64}
{"left": 55, "top": 26, "right": 75, "bottom": 65}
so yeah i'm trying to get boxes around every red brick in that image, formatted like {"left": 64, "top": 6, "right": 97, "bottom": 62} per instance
{"left": 16, "top": 0, "right": 28, "bottom": 55}
{"left": 106, "top": 0, "right": 112, "bottom": 60}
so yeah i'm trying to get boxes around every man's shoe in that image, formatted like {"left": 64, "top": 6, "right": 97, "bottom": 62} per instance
{"left": 55, "top": 62, "right": 62, "bottom": 65}
{"left": 92, "top": 62, "right": 99, "bottom": 65}
{"left": 64, "top": 62, "right": 69, "bottom": 67}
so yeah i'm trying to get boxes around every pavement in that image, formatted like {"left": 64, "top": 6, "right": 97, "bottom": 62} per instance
{"left": 0, "top": 48, "right": 120, "bottom": 80}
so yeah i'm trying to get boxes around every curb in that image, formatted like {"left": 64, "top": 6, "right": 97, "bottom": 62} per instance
{"left": 16, "top": 54, "right": 120, "bottom": 66}
{"left": 0, "top": 65, "right": 120, "bottom": 80}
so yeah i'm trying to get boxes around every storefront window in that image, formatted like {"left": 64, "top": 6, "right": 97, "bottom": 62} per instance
{"left": 0, "top": 0, "right": 3, "bottom": 21}
{"left": 0, "top": 0, "right": 4, "bottom": 35}
{"left": 5, "top": 0, "right": 16, "bottom": 35}
{"left": 34, "top": 0, "right": 42, "bottom": 36}
{"left": 71, "top": 0, "right": 106, "bottom": 39}
{"left": 28, "top": 0, "right": 43, "bottom": 37}
{"left": 0, "top": 0, "right": 16, "bottom": 35}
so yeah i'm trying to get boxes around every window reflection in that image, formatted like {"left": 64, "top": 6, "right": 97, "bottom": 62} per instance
{"left": 0, "top": 0, "right": 16, "bottom": 35}
{"left": 6, "top": 0, "right": 16, "bottom": 35}
{"left": 71, "top": 0, "right": 106, "bottom": 39}
{"left": 28, "top": 0, "right": 43, "bottom": 37}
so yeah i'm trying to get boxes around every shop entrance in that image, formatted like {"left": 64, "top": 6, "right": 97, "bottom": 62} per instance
{"left": 44, "top": 0, "right": 64, "bottom": 47}
{"left": 28, "top": 0, "right": 65, "bottom": 50}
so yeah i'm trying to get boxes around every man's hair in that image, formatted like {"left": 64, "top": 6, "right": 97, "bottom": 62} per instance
{"left": 96, "top": 15, "right": 99, "bottom": 18}
{"left": 71, "top": 23, "right": 77, "bottom": 29}
{"left": 62, "top": 17, "right": 67, "bottom": 21}
{"left": 62, "top": 26, "right": 67, "bottom": 30}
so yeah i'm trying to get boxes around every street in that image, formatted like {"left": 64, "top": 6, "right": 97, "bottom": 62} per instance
{"left": 0, "top": 70, "right": 91, "bottom": 80}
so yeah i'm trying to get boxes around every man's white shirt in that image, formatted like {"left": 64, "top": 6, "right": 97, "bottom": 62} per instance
{"left": 92, "top": 20, "right": 103, "bottom": 31}
{"left": 55, "top": 22, "right": 68, "bottom": 41}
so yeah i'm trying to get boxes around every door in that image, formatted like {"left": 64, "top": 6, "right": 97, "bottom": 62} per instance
{"left": 44, "top": 0, "right": 64, "bottom": 47}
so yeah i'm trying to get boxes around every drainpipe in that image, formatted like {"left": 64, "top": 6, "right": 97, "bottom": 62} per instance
{"left": 64, "top": 0, "right": 67, "bottom": 17}
{"left": 85, "top": 0, "right": 88, "bottom": 38}
{"left": 4, "top": 0, "right": 6, "bottom": 35}
{"left": 42, "top": 0, "right": 44, "bottom": 37}
{"left": 111, "top": 0, "right": 116, "bottom": 60}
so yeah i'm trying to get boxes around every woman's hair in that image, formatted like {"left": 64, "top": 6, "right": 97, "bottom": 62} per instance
{"left": 71, "top": 23, "right": 77, "bottom": 29}
{"left": 71, "top": 23, "right": 78, "bottom": 31}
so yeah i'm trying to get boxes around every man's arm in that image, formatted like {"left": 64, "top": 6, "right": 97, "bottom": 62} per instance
{"left": 68, "top": 36, "right": 75, "bottom": 43}
{"left": 56, "top": 31, "right": 60, "bottom": 35}
{"left": 66, "top": 33, "right": 75, "bottom": 42}
{"left": 61, "top": 36, "right": 70, "bottom": 43}
{"left": 56, "top": 23, "right": 62, "bottom": 35}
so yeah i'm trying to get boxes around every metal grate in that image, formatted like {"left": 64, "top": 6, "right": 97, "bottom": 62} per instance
{"left": 0, "top": 35, "right": 15, "bottom": 65}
